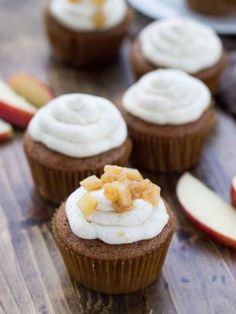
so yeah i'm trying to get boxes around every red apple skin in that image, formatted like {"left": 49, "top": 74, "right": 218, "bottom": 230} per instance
{"left": 0, "top": 100, "right": 34, "bottom": 128}
{"left": 231, "top": 178, "right": 236, "bottom": 208}
{"left": 177, "top": 198, "right": 236, "bottom": 249}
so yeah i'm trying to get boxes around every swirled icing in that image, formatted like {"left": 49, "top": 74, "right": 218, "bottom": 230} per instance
{"left": 50, "top": 0, "right": 127, "bottom": 31}
{"left": 28, "top": 94, "right": 127, "bottom": 157}
{"left": 122, "top": 69, "right": 211, "bottom": 125}
{"left": 66, "top": 187, "right": 169, "bottom": 244}
{"left": 139, "top": 18, "right": 223, "bottom": 73}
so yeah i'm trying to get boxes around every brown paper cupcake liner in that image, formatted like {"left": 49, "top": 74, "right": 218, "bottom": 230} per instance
{"left": 25, "top": 156, "right": 104, "bottom": 204}
{"left": 187, "top": 0, "right": 236, "bottom": 16}
{"left": 52, "top": 204, "right": 175, "bottom": 294}
{"left": 128, "top": 125, "right": 213, "bottom": 172}
{"left": 44, "top": 4, "right": 133, "bottom": 68}
{"left": 130, "top": 41, "right": 227, "bottom": 94}
{"left": 24, "top": 134, "right": 132, "bottom": 204}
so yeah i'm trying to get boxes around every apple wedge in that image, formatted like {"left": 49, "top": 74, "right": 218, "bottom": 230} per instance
{"left": 8, "top": 73, "right": 54, "bottom": 108}
{"left": 231, "top": 176, "right": 236, "bottom": 208}
{"left": 176, "top": 172, "right": 236, "bottom": 248}
{"left": 0, "top": 118, "right": 13, "bottom": 142}
{"left": 0, "top": 80, "right": 36, "bottom": 128}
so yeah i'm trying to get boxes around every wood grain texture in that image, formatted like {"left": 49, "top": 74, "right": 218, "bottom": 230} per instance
{"left": 0, "top": 0, "right": 236, "bottom": 313}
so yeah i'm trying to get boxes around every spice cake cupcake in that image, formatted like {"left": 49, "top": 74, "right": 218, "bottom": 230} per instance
{"left": 187, "top": 0, "right": 236, "bottom": 16}
{"left": 44, "top": 0, "right": 133, "bottom": 67}
{"left": 24, "top": 94, "right": 132, "bottom": 203}
{"left": 52, "top": 165, "right": 175, "bottom": 294}
{"left": 131, "top": 18, "right": 226, "bottom": 93}
{"left": 118, "top": 69, "right": 216, "bottom": 172}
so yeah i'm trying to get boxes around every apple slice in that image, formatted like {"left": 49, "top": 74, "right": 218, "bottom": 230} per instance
{"left": 231, "top": 176, "right": 236, "bottom": 208}
{"left": 0, "top": 80, "right": 36, "bottom": 128}
{"left": 8, "top": 73, "right": 54, "bottom": 108}
{"left": 0, "top": 119, "right": 13, "bottom": 142}
{"left": 176, "top": 172, "right": 236, "bottom": 248}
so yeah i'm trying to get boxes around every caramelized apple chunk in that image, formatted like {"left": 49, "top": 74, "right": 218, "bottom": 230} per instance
{"left": 123, "top": 168, "right": 143, "bottom": 181}
{"left": 104, "top": 165, "right": 122, "bottom": 175}
{"left": 77, "top": 192, "right": 98, "bottom": 218}
{"left": 118, "top": 183, "right": 133, "bottom": 209}
{"left": 104, "top": 182, "right": 120, "bottom": 202}
{"left": 101, "top": 171, "right": 126, "bottom": 185}
{"left": 102, "top": 165, "right": 143, "bottom": 184}
{"left": 104, "top": 182, "right": 133, "bottom": 213}
{"left": 142, "top": 183, "right": 161, "bottom": 206}
{"left": 80, "top": 175, "right": 102, "bottom": 191}
{"left": 130, "top": 180, "right": 149, "bottom": 199}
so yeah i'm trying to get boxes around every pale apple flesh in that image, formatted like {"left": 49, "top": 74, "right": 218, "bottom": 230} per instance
{"left": 8, "top": 73, "right": 54, "bottom": 108}
{"left": 0, "top": 118, "right": 13, "bottom": 142}
{"left": 0, "top": 80, "right": 36, "bottom": 128}
{"left": 176, "top": 172, "right": 236, "bottom": 249}
{"left": 231, "top": 176, "right": 236, "bottom": 208}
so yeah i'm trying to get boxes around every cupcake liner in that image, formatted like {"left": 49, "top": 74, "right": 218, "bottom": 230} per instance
{"left": 129, "top": 122, "right": 215, "bottom": 172}
{"left": 24, "top": 135, "right": 132, "bottom": 204}
{"left": 25, "top": 155, "right": 104, "bottom": 204}
{"left": 52, "top": 212, "right": 174, "bottom": 294}
{"left": 130, "top": 41, "right": 227, "bottom": 94}
{"left": 44, "top": 5, "right": 133, "bottom": 67}
{"left": 187, "top": 0, "right": 236, "bottom": 15}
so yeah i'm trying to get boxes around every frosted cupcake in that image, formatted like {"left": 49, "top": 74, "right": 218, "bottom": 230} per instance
{"left": 52, "top": 165, "right": 175, "bottom": 294}
{"left": 131, "top": 18, "right": 226, "bottom": 93}
{"left": 118, "top": 69, "right": 216, "bottom": 172}
{"left": 44, "top": 0, "right": 133, "bottom": 67}
{"left": 24, "top": 94, "right": 132, "bottom": 203}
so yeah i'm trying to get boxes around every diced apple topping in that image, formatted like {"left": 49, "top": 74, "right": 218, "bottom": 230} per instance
{"left": 104, "top": 182, "right": 120, "bottom": 202}
{"left": 77, "top": 192, "right": 98, "bottom": 218}
{"left": 123, "top": 168, "right": 143, "bottom": 181}
{"left": 117, "top": 183, "right": 133, "bottom": 211}
{"left": 104, "top": 182, "right": 133, "bottom": 212}
{"left": 79, "top": 165, "right": 161, "bottom": 215}
{"left": 80, "top": 175, "right": 102, "bottom": 191}
{"left": 102, "top": 165, "right": 143, "bottom": 184}
{"left": 142, "top": 183, "right": 161, "bottom": 206}
{"left": 104, "top": 165, "right": 123, "bottom": 175}
{"left": 130, "top": 179, "right": 150, "bottom": 199}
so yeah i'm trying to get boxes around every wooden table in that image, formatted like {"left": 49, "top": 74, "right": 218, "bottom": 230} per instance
{"left": 1, "top": 1, "right": 236, "bottom": 313}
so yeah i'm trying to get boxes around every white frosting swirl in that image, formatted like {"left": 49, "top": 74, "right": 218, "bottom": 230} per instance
{"left": 123, "top": 69, "right": 211, "bottom": 125}
{"left": 28, "top": 94, "right": 127, "bottom": 157}
{"left": 66, "top": 187, "right": 169, "bottom": 244}
{"left": 139, "top": 18, "right": 223, "bottom": 73}
{"left": 50, "top": 0, "right": 127, "bottom": 31}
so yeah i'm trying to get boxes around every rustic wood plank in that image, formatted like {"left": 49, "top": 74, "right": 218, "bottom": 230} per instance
{"left": 0, "top": 266, "right": 20, "bottom": 314}
{"left": 0, "top": 206, "right": 36, "bottom": 313}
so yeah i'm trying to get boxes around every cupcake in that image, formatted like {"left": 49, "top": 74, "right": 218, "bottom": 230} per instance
{"left": 118, "top": 69, "right": 216, "bottom": 172}
{"left": 52, "top": 165, "right": 175, "bottom": 294}
{"left": 187, "top": 0, "right": 236, "bottom": 16}
{"left": 44, "top": 0, "right": 133, "bottom": 67}
{"left": 24, "top": 94, "right": 132, "bottom": 204}
{"left": 131, "top": 18, "right": 226, "bottom": 93}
